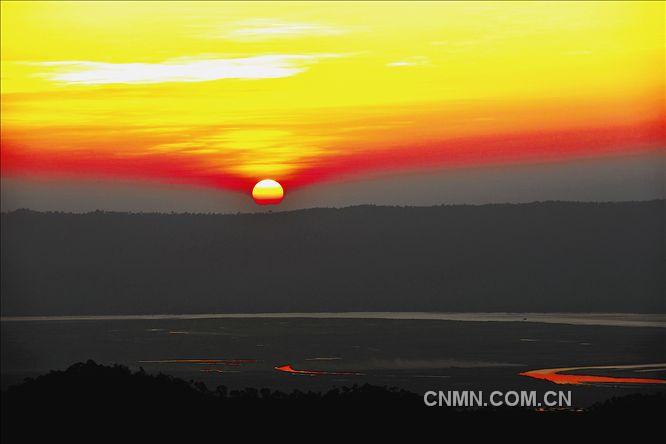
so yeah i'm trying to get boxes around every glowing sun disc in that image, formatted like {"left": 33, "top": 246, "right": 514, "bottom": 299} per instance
{"left": 252, "top": 179, "right": 284, "bottom": 205}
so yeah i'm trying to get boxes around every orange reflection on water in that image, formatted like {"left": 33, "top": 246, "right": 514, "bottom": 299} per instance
{"left": 521, "top": 364, "right": 666, "bottom": 385}
{"left": 274, "top": 364, "right": 364, "bottom": 376}
{"left": 139, "top": 359, "right": 257, "bottom": 366}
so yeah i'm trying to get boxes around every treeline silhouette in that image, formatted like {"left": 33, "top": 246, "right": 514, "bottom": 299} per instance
{"left": 1, "top": 200, "right": 663, "bottom": 315}
{"left": 2, "top": 361, "right": 665, "bottom": 438}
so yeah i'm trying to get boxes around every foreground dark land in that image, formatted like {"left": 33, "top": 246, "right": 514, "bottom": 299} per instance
{"left": 2, "top": 361, "right": 665, "bottom": 439}
{"left": 3, "top": 317, "right": 664, "bottom": 405}
{"left": 2, "top": 200, "right": 664, "bottom": 315}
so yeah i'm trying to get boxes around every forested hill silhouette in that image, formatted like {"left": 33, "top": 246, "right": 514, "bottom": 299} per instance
{"left": 2, "top": 361, "right": 665, "bottom": 438}
{"left": 1, "top": 200, "right": 663, "bottom": 316}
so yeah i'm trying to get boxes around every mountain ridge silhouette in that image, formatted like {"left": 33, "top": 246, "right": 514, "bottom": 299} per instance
{"left": 2, "top": 200, "right": 663, "bottom": 315}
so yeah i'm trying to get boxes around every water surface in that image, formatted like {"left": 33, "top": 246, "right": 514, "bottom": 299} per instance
{"left": 3, "top": 314, "right": 665, "bottom": 406}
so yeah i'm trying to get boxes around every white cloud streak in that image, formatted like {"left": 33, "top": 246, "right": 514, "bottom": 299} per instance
{"left": 34, "top": 54, "right": 338, "bottom": 85}
{"left": 386, "top": 56, "right": 430, "bottom": 68}
{"left": 224, "top": 19, "right": 345, "bottom": 41}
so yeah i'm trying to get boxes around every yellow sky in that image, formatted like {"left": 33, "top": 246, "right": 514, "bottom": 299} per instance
{"left": 1, "top": 1, "right": 663, "bottom": 190}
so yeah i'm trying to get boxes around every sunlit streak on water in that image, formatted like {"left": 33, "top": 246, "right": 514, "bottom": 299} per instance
{"left": 274, "top": 364, "right": 364, "bottom": 376}
{"left": 521, "top": 364, "right": 666, "bottom": 385}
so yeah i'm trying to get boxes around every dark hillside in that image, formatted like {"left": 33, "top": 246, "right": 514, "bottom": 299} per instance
{"left": 1, "top": 201, "right": 663, "bottom": 315}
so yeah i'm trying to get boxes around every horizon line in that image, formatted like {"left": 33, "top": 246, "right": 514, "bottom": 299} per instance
{"left": 1, "top": 198, "right": 663, "bottom": 217}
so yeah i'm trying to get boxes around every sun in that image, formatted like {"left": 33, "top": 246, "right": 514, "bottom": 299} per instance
{"left": 252, "top": 179, "right": 284, "bottom": 205}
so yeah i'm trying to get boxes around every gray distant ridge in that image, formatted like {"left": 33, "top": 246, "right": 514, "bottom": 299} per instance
{"left": 1, "top": 200, "right": 663, "bottom": 315}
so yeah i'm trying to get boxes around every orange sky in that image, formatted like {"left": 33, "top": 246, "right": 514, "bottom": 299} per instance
{"left": 1, "top": 1, "right": 664, "bottom": 196}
